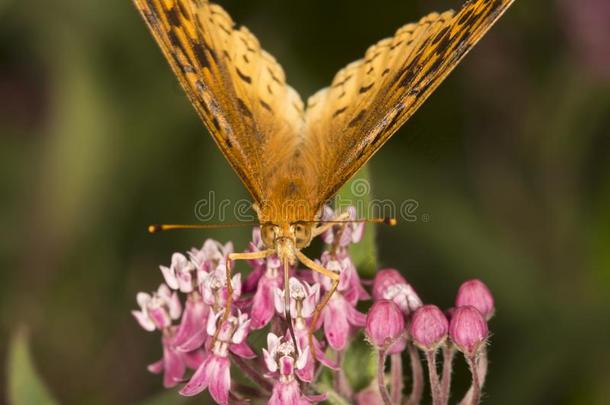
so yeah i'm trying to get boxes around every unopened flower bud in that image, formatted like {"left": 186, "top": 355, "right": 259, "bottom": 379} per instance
{"left": 365, "top": 300, "right": 406, "bottom": 353}
{"left": 455, "top": 279, "right": 495, "bottom": 320}
{"left": 449, "top": 306, "right": 488, "bottom": 356}
{"left": 409, "top": 305, "right": 448, "bottom": 351}
{"left": 372, "top": 269, "right": 422, "bottom": 315}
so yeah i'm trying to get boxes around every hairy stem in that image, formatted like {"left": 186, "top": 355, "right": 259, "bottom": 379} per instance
{"left": 406, "top": 343, "right": 424, "bottom": 405}
{"left": 440, "top": 345, "right": 456, "bottom": 404}
{"left": 390, "top": 353, "right": 403, "bottom": 404}
{"left": 377, "top": 349, "right": 392, "bottom": 405}
{"left": 312, "top": 383, "right": 351, "bottom": 405}
{"left": 231, "top": 355, "right": 272, "bottom": 393}
{"left": 459, "top": 348, "right": 488, "bottom": 405}
{"left": 466, "top": 355, "right": 481, "bottom": 405}
{"left": 334, "top": 350, "right": 353, "bottom": 399}
{"left": 425, "top": 350, "right": 442, "bottom": 405}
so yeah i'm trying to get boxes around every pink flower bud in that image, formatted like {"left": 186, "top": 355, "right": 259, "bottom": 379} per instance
{"left": 409, "top": 305, "right": 448, "bottom": 351}
{"left": 455, "top": 279, "right": 495, "bottom": 320}
{"left": 372, "top": 269, "right": 422, "bottom": 315}
{"left": 449, "top": 306, "right": 488, "bottom": 356}
{"left": 365, "top": 300, "right": 406, "bottom": 353}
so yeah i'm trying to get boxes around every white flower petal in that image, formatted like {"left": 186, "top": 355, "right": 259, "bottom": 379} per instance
{"left": 289, "top": 277, "right": 304, "bottom": 291}
{"left": 132, "top": 310, "right": 156, "bottom": 331}
{"left": 231, "top": 273, "right": 242, "bottom": 298}
{"left": 296, "top": 346, "right": 310, "bottom": 370}
{"left": 177, "top": 271, "right": 193, "bottom": 293}
{"left": 302, "top": 294, "right": 317, "bottom": 319}
{"left": 263, "top": 348, "right": 277, "bottom": 372}
{"left": 274, "top": 288, "right": 285, "bottom": 315}
{"left": 310, "top": 283, "right": 320, "bottom": 299}
{"left": 168, "top": 292, "right": 182, "bottom": 319}
{"left": 136, "top": 292, "right": 151, "bottom": 308}
{"left": 223, "top": 241, "right": 234, "bottom": 255}
{"left": 171, "top": 252, "right": 188, "bottom": 269}
{"left": 266, "top": 333, "right": 280, "bottom": 354}
{"left": 159, "top": 265, "right": 179, "bottom": 290}
{"left": 231, "top": 318, "right": 250, "bottom": 344}
{"left": 207, "top": 309, "right": 222, "bottom": 336}
{"left": 157, "top": 284, "right": 171, "bottom": 299}
{"left": 252, "top": 227, "right": 263, "bottom": 248}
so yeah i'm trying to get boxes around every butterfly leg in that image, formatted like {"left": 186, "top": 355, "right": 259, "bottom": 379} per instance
{"left": 295, "top": 250, "right": 340, "bottom": 361}
{"left": 212, "top": 249, "right": 273, "bottom": 344}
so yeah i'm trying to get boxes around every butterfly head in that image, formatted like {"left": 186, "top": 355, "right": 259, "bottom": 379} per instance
{"left": 260, "top": 222, "right": 313, "bottom": 265}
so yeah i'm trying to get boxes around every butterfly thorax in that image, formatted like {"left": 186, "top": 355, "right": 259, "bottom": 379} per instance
{"left": 260, "top": 222, "right": 313, "bottom": 265}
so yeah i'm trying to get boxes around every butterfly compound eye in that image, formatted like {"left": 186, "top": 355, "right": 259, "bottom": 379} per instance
{"left": 261, "top": 224, "right": 277, "bottom": 248}
{"left": 293, "top": 222, "right": 312, "bottom": 248}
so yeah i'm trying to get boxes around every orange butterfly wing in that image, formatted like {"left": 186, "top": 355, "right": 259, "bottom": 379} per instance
{"left": 303, "top": 0, "right": 515, "bottom": 210}
{"left": 133, "top": 0, "right": 308, "bottom": 215}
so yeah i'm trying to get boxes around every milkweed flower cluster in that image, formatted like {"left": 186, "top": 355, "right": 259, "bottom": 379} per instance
{"left": 133, "top": 207, "right": 496, "bottom": 404}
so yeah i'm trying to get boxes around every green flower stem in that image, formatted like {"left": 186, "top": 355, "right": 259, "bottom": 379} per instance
{"left": 459, "top": 348, "right": 487, "bottom": 405}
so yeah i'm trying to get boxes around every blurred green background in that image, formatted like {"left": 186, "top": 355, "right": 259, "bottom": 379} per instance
{"left": 2, "top": 0, "right": 609, "bottom": 404}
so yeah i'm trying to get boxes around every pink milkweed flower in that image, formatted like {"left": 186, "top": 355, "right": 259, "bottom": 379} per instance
{"left": 274, "top": 278, "right": 337, "bottom": 381}
{"left": 314, "top": 258, "right": 367, "bottom": 351}
{"left": 365, "top": 300, "right": 406, "bottom": 354}
{"left": 264, "top": 333, "right": 327, "bottom": 405}
{"left": 322, "top": 295, "right": 366, "bottom": 351}
{"left": 409, "top": 305, "right": 449, "bottom": 352}
{"left": 274, "top": 277, "right": 319, "bottom": 328}
{"left": 250, "top": 257, "right": 283, "bottom": 329}
{"left": 293, "top": 327, "right": 338, "bottom": 382}
{"left": 199, "top": 266, "right": 242, "bottom": 312}
{"left": 147, "top": 334, "right": 206, "bottom": 388}
{"left": 159, "top": 253, "right": 198, "bottom": 293}
{"left": 180, "top": 309, "right": 255, "bottom": 402}
{"left": 321, "top": 206, "right": 364, "bottom": 248}
{"left": 449, "top": 306, "right": 488, "bottom": 357}
{"left": 132, "top": 284, "right": 181, "bottom": 331}
{"left": 188, "top": 238, "right": 233, "bottom": 274}
{"left": 455, "top": 279, "right": 495, "bottom": 321}
{"left": 319, "top": 252, "right": 369, "bottom": 306}
{"left": 372, "top": 268, "right": 422, "bottom": 315}
{"left": 263, "top": 333, "right": 308, "bottom": 382}
{"left": 172, "top": 293, "right": 209, "bottom": 352}
{"left": 132, "top": 285, "right": 198, "bottom": 387}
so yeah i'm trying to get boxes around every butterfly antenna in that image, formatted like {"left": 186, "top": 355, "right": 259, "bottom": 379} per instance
{"left": 309, "top": 217, "right": 397, "bottom": 226}
{"left": 148, "top": 223, "right": 257, "bottom": 234}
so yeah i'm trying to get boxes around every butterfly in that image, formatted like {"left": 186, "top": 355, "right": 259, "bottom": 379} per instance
{"left": 134, "top": 0, "right": 515, "bottom": 349}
